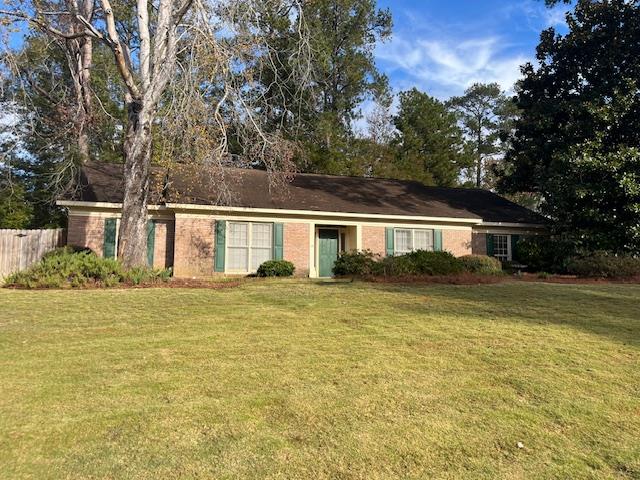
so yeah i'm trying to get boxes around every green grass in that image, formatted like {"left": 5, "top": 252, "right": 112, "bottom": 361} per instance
{"left": 1, "top": 280, "right": 639, "bottom": 479}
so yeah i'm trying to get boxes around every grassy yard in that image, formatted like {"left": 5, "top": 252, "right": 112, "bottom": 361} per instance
{"left": 1, "top": 280, "right": 639, "bottom": 479}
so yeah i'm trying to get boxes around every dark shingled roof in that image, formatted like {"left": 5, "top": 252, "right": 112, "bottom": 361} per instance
{"left": 67, "top": 162, "right": 545, "bottom": 225}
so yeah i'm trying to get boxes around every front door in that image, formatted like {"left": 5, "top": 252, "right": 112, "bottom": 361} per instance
{"left": 318, "top": 229, "right": 339, "bottom": 277}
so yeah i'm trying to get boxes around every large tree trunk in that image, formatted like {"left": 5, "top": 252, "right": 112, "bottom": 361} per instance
{"left": 66, "top": 35, "right": 93, "bottom": 164}
{"left": 118, "top": 100, "right": 153, "bottom": 268}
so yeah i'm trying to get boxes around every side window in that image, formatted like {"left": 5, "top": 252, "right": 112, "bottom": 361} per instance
{"left": 493, "top": 234, "right": 510, "bottom": 261}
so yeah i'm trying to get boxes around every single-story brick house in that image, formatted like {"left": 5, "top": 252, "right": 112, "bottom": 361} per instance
{"left": 57, "top": 162, "right": 546, "bottom": 278}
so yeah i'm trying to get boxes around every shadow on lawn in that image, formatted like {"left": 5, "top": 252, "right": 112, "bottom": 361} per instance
{"left": 319, "top": 281, "right": 640, "bottom": 347}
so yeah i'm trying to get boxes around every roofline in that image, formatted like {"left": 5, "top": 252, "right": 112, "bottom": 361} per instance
{"left": 481, "top": 221, "right": 547, "bottom": 229}
{"left": 57, "top": 200, "right": 485, "bottom": 224}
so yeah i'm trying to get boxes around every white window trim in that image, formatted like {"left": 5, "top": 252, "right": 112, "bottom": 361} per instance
{"left": 225, "top": 221, "right": 273, "bottom": 274}
{"left": 394, "top": 228, "right": 434, "bottom": 255}
{"left": 493, "top": 234, "right": 512, "bottom": 262}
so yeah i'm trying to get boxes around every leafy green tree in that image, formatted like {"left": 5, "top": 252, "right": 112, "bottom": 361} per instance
{"left": 448, "top": 83, "right": 518, "bottom": 188}
{"left": 391, "top": 89, "right": 469, "bottom": 187}
{"left": 499, "top": 0, "right": 640, "bottom": 254}
{"left": 0, "top": 182, "right": 33, "bottom": 229}
{"left": 256, "top": 0, "right": 392, "bottom": 174}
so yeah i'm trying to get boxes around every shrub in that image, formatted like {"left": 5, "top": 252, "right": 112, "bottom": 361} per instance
{"left": 256, "top": 260, "right": 295, "bottom": 277}
{"left": 4, "top": 248, "right": 171, "bottom": 288}
{"left": 379, "top": 251, "right": 465, "bottom": 276}
{"left": 459, "top": 255, "right": 503, "bottom": 275}
{"left": 514, "top": 236, "right": 576, "bottom": 273}
{"left": 566, "top": 252, "right": 640, "bottom": 278}
{"left": 333, "top": 250, "right": 379, "bottom": 276}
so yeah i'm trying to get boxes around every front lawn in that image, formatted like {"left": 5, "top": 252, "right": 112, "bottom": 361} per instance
{"left": 1, "top": 281, "right": 638, "bottom": 479}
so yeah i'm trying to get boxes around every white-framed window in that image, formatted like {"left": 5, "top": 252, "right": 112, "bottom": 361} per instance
{"left": 226, "top": 222, "right": 273, "bottom": 273}
{"left": 394, "top": 228, "right": 434, "bottom": 255}
{"left": 493, "top": 234, "right": 511, "bottom": 262}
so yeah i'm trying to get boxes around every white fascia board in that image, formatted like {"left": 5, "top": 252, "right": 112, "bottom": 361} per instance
{"left": 165, "top": 203, "right": 482, "bottom": 225}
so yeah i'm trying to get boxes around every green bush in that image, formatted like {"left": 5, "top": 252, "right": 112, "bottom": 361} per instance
{"left": 566, "top": 252, "right": 640, "bottom": 278}
{"left": 459, "top": 255, "right": 503, "bottom": 275}
{"left": 256, "top": 260, "right": 295, "bottom": 277}
{"left": 333, "top": 250, "right": 380, "bottom": 276}
{"left": 380, "top": 251, "right": 465, "bottom": 276}
{"left": 4, "top": 248, "right": 171, "bottom": 288}
{"left": 514, "top": 236, "right": 576, "bottom": 273}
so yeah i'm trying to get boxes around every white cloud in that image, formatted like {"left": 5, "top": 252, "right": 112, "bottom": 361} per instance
{"left": 542, "top": 6, "right": 569, "bottom": 28}
{"left": 377, "top": 34, "right": 530, "bottom": 98}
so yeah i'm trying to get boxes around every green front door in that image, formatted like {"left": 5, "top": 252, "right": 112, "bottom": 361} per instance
{"left": 318, "top": 229, "right": 339, "bottom": 277}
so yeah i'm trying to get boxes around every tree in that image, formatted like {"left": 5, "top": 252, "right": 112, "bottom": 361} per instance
{"left": 391, "top": 89, "right": 469, "bottom": 187}
{"left": 1, "top": 0, "right": 312, "bottom": 267}
{"left": 448, "top": 83, "right": 518, "bottom": 188}
{"left": 498, "top": 0, "right": 640, "bottom": 254}
{"left": 255, "top": 0, "right": 392, "bottom": 174}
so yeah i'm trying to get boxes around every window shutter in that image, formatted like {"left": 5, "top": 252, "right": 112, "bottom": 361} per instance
{"left": 147, "top": 220, "right": 156, "bottom": 267}
{"left": 214, "top": 220, "right": 226, "bottom": 272}
{"left": 273, "top": 223, "right": 284, "bottom": 260}
{"left": 434, "top": 230, "right": 443, "bottom": 252}
{"left": 385, "top": 227, "right": 394, "bottom": 256}
{"left": 486, "top": 234, "right": 494, "bottom": 257}
{"left": 511, "top": 234, "right": 520, "bottom": 261}
{"left": 103, "top": 218, "right": 117, "bottom": 259}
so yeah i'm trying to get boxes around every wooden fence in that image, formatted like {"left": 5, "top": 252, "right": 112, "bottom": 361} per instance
{"left": 0, "top": 229, "right": 66, "bottom": 278}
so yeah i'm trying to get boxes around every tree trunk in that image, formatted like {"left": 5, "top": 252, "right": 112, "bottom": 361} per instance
{"left": 118, "top": 100, "right": 153, "bottom": 268}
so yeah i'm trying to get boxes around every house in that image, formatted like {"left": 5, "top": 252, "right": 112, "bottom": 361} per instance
{"left": 57, "top": 162, "right": 546, "bottom": 278}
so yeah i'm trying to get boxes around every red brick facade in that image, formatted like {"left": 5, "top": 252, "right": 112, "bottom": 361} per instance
{"left": 67, "top": 215, "right": 105, "bottom": 257}
{"left": 472, "top": 232, "right": 487, "bottom": 255}
{"left": 173, "top": 217, "right": 215, "bottom": 277}
{"left": 362, "top": 226, "right": 386, "bottom": 256}
{"left": 443, "top": 229, "right": 472, "bottom": 257}
{"left": 284, "top": 223, "right": 310, "bottom": 276}
{"left": 67, "top": 213, "right": 504, "bottom": 277}
{"left": 152, "top": 220, "right": 175, "bottom": 269}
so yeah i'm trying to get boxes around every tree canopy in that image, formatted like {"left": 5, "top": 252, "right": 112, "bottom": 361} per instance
{"left": 499, "top": 0, "right": 640, "bottom": 254}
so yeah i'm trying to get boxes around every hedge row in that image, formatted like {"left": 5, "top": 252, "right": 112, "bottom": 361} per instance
{"left": 3, "top": 247, "right": 172, "bottom": 289}
{"left": 333, "top": 250, "right": 503, "bottom": 277}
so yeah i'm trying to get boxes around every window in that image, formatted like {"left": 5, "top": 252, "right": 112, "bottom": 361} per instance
{"left": 227, "top": 222, "right": 273, "bottom": 272}
{"left": 394, "top": 228, "right": 434, "bottom": 255}
{"left": 493, "top": 234, "right": 510, "bottom": 261}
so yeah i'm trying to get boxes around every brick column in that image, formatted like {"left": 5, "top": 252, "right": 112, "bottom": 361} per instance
{"left": 67, "top": 215, "right": 106, "bottom": 256}
{"left": 173, "top": 216, "right": 215, "bottom": 277}
{"left": 284, "top": 223, "right": 311, "bottom": 277}
{"left": 362, "top": 226, "right": 386, "bottom": 256}
{"left": 442, "top": 229, "right": 472, "bottom": 257}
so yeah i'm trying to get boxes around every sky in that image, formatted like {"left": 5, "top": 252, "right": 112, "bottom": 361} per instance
{"left": 374, "top": 0, "right": 572, "bottom": 100}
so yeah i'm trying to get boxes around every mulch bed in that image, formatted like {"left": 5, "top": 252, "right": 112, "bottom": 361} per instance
{"left": 361, "top": 273, "right": 507, "bottom": 285}
{"left": 3, "top": 278, "right": 244, "bottom": 290}
{"left": 515, "top": 273, "right": 640, "bottom": 285}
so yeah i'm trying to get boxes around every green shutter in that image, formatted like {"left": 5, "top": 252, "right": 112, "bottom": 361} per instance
{"left": 434, "top": 230, "right": 443, "bottom": 252}
{"left": 147, "top": 220, "right": 156, "bottom": 267}
{"left": 273, "top": 223, "right": 284, "bottom": 260}
{"left": 214, "top": 220, "right": 226, "bottom": 272}
{"left": 103, "top": 218, "right": 117, "bottom": 259}
{"left": 486, "top": 234, "right": 495, "bottom": 257}
{"left": 511, "top": 234, "right": 520, "bottom": 262}
{"left": 385, "top": 227, "right": 394, "bottom": 256}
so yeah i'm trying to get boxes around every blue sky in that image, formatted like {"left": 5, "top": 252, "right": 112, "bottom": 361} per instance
{"left": 374, "top": 0, "right": 572, "bottom": 99}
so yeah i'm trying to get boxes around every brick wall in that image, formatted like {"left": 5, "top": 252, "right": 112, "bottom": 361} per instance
{"left": 67, "top": 215, "right": 105, "bottom": 257}
{"left": 173, "top": 217, "right": 214, "bottom": 277}
{"left": 362, "top": 226, "right": 386, "bottom": 256}
{"left": 284, "top": 223, "right": 310, "bottom": 276}
{"left": 152, "top": 220, "right": 175, "bottom": 269}
{"left": 471, "top": 232, "right": 487, "bottom": 255}
{"left": 443, "top": 229, "right": 472, "bottom": 257}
